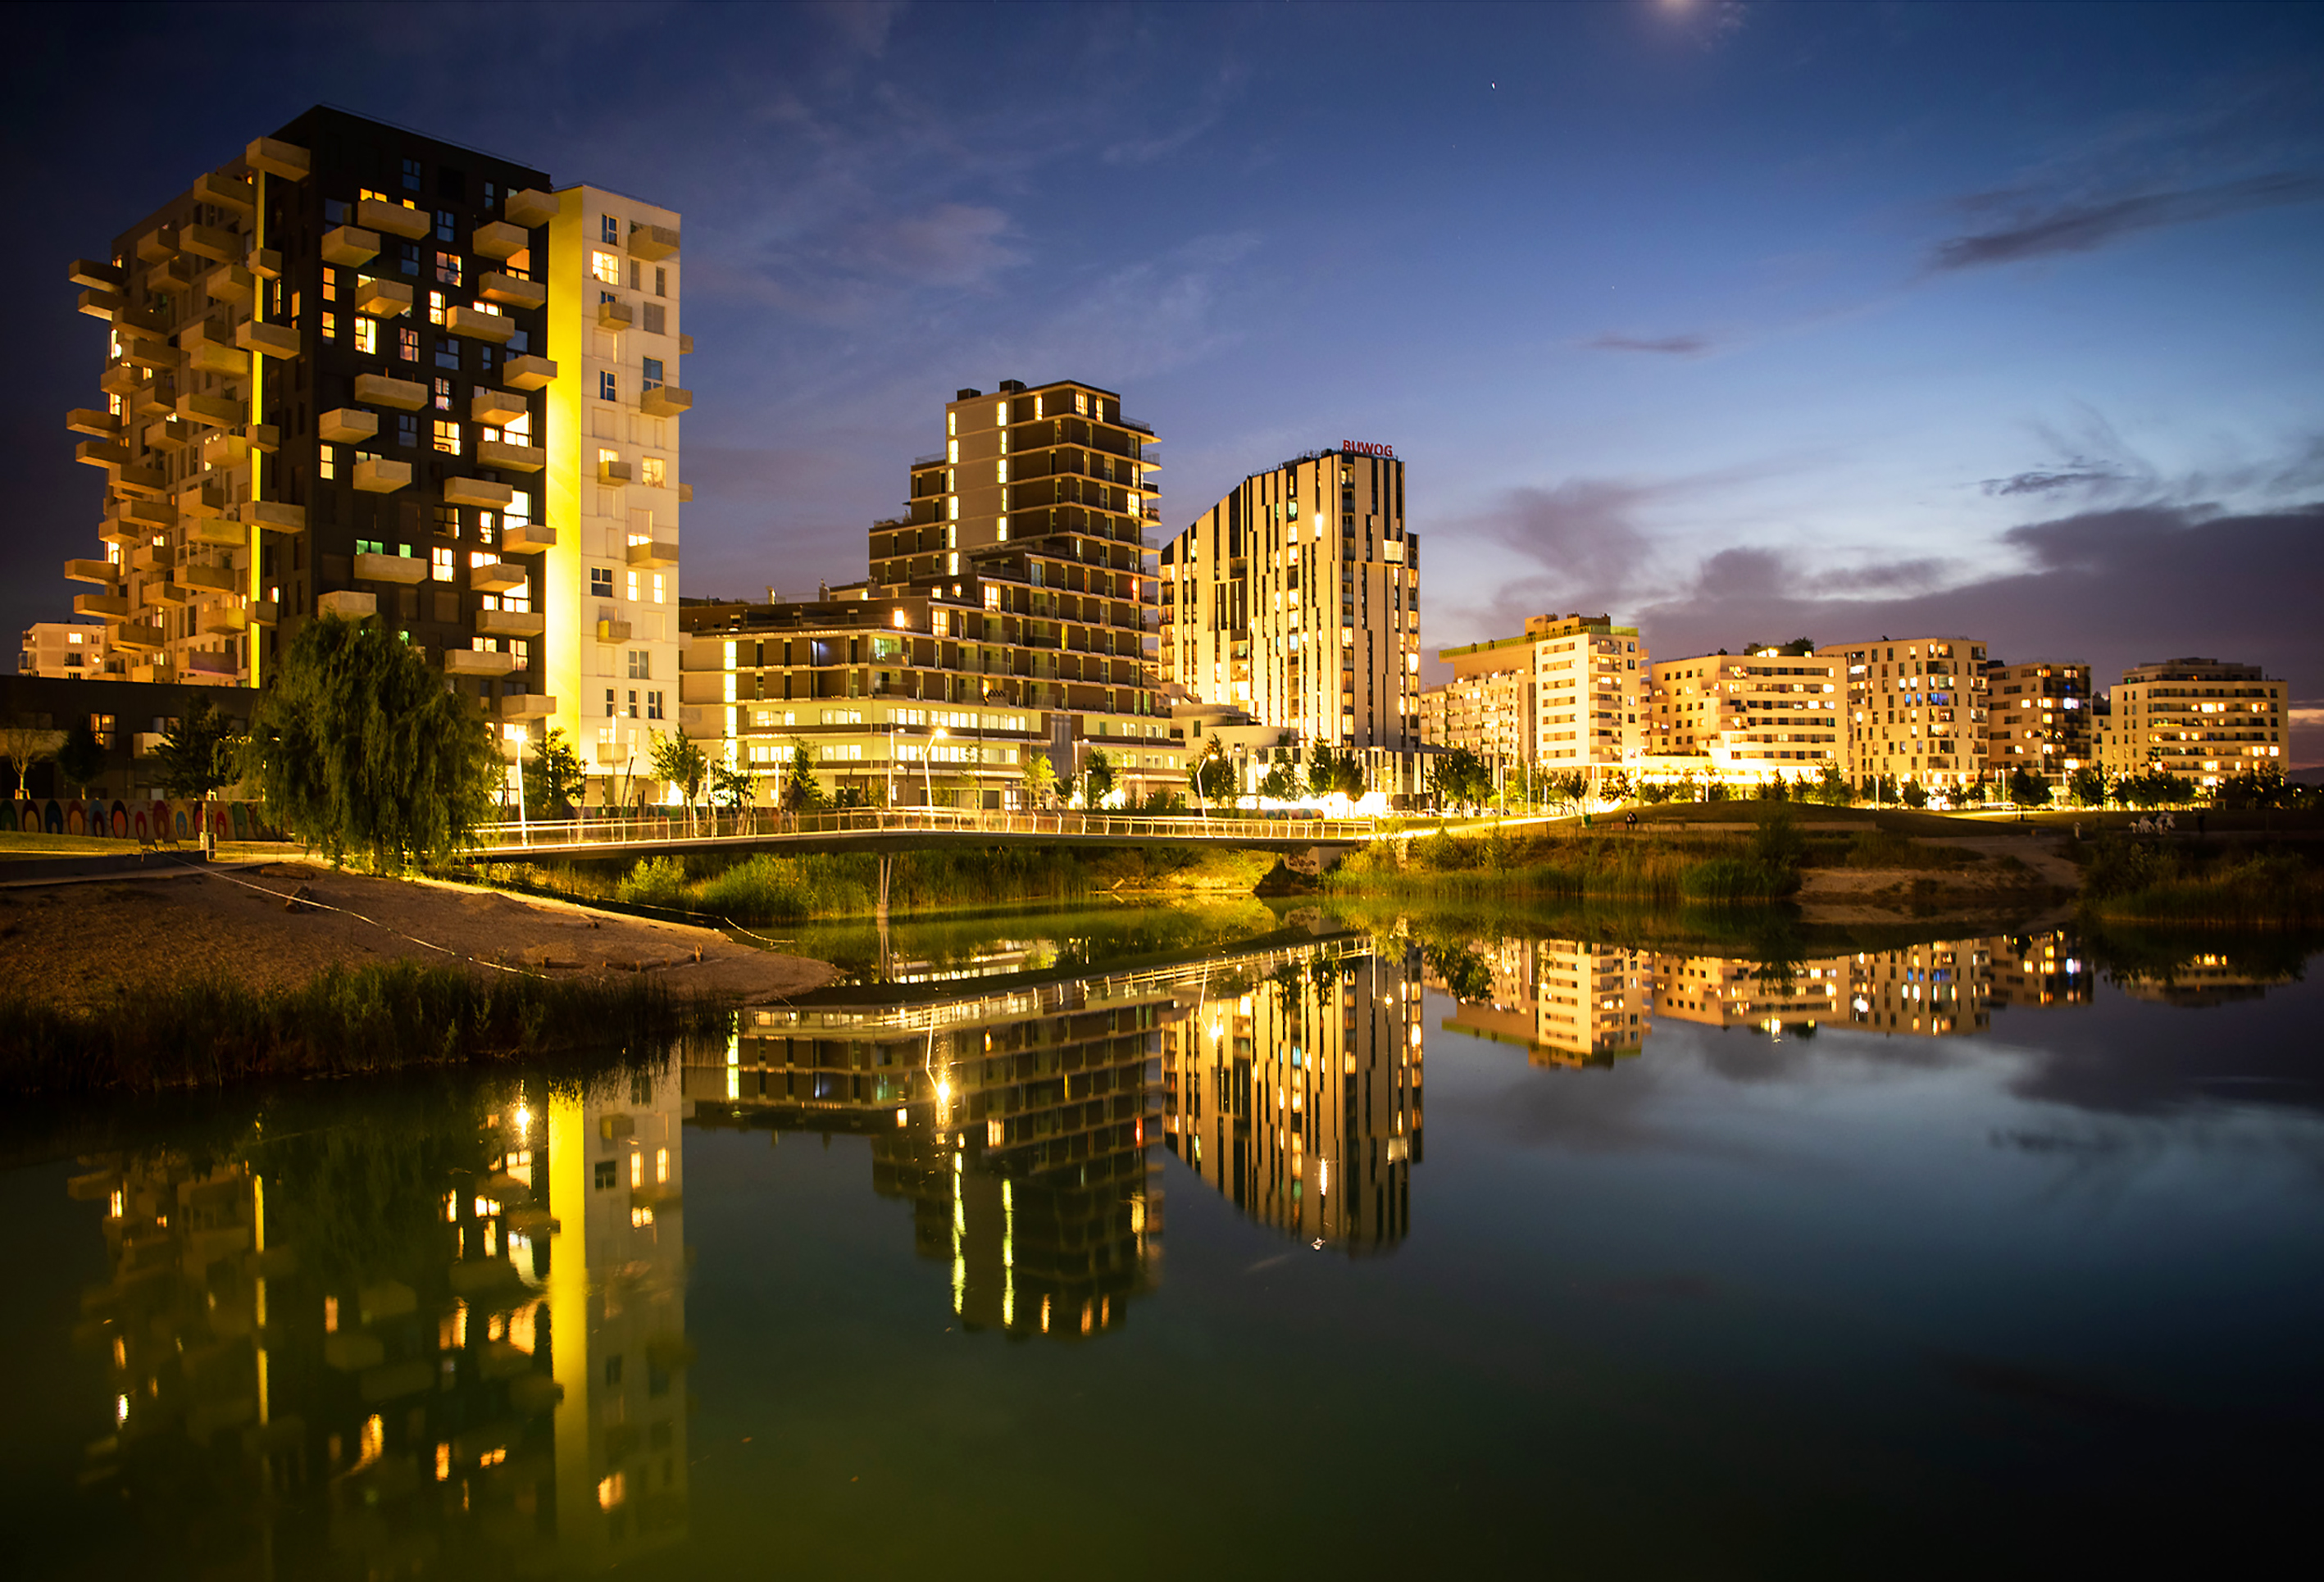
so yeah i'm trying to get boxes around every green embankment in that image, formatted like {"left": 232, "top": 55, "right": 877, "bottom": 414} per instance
{"left": 1326, "top": 819, "right": 1807, "bottom": 904}
{"left": 0, "top": 961, "right": 730, "bottom": 1098}
{"left": 2075, "top": 838, "right": 2324, "bottom": 927}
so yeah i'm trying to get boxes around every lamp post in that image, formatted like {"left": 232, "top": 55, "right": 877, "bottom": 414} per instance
{"left": 925, "top": 726, "right": 945, "bottom": 809}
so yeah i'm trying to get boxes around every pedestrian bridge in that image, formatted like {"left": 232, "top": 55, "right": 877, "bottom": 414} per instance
{"left": 471, "top": 807, "right": 1380, "bottom": 862}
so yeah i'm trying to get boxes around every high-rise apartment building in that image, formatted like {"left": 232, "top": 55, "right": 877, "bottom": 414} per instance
{"left": 678, "top": 379, "right": 1178, "bottom": 807}
{"left": 1984, "top": 659, "right": 2093, "bottom": 787}
{"left": 1431, "top": 613, "right": 1646, "bottom": 781}
{"left": 1162, "top": 446, "right": 1422, "bottom": 798}
{"left": 1817, "top": 636, "right": 1990, "bottom": 793}
{"left": 2097, "top": 657, "right": 2286, "bottom": 785}
{"left": 61, "top": 107, "right": 689, "bottom": 800}
{"left": 1645, "top": 643, "right": 1843, "bottom": 780}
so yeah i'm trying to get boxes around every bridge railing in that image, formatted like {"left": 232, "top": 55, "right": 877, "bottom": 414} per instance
{"left": 472, "top": 807, "right": 1380, "bottom": 851}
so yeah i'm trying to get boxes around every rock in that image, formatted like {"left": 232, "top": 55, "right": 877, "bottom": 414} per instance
{"left": 284, "top": 884, "right": 318, "bottom": 915}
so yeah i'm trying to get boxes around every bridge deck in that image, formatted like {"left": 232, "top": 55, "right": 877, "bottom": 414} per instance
{"left": 472, "top": 809, "right": 1378, "bottom": 861}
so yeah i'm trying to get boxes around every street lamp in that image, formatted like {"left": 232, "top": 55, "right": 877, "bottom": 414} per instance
{"left": 925, "top": 727, "right": 945, "bottom": 809}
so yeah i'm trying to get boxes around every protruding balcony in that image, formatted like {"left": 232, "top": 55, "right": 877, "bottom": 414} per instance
{"left": 480, "top": 271, "right": 546, "bottom": 309}
{"left": 180, "top": 223, "right": 243, "bottom": 263}
{"left": 598, "top": 457, "right": 632, "bottom": 484}
{"left": 121, "top": 332, "right": 176, "bottom": 371}
{"left": 111, "top": 622, "right": 167, "bottom": 653}
{"left": 77, "top": 289, "right": 121, "bottom": 320}
{"left": 445, "top": 648, "right": 525, "bottom": 677}
{"left": 248, "top": 248, "right": 283, "bottom": 280}
{"left": 143, "top": 257, "right": 193, "bottom": 295}
{"left": 353, "top": 276, "right": 413, "bottom": 317}
{"left": 642, "top": 385, "right": 693, "bottom": 419}
{"left": 357, "top": 198, "right": 432, "bottom": 240}
{"left": 500, "top": 693, "right": 557, "bottom": 720}
{"left": 234, "top": 499, "right": 305, "bottom": 531}
{"left": 477, "top": 607, "right": 547, "bottom": 639}
{"left": 200, "top": 605, "right": 250, "bottom": 636}
{"left": 244, "top": 136, "right": 310, "bottom": 180}
{"left": 317, "top": 590, "right": 377, "bottom": 620}
{"left": 354, "top": 373, "right": 430, "bottom": 410}
{"left": 499, "top": 522, "right": 555, "bottom": 554}
{"left": 66, "top": 408, "right": 121, "bottom": 439}
{"left": 65, "top": 559, "right": 120, "bottom": 586}
{"left": 98, "top": 516, "right": 143, "bottom": 548}
{"left": 445, "top": 476, "right": 514, "bottom": 510}
{"left": 235, "top": 320, "right": 300, "bottom": 360}
{"left": 626, "top": 223, "right": 681, "bottom": 260}
{"left": 98, "top": 366, "right": 140, "bottom": 399}
{"left": 180, "top": 563, "right": 239, "bottom": 594}
{"left": 130, "top": 542, "right": 174, "bottom": 574}
{"left": 470, "top": 561, "right": 528, "bottom": 593}
{"left": 319, "top": 407, "right": 378, "bottom": 445}
{"left": 143, "top": 416, "right": 194, "bottom": 451}
{"left": 75, "top": 593, "right": 131, "bottom": 619}
{"left": 502, "top": 355, "right": 557, "bottom": 390}
{"left": 595, "top": 618, "right": 633, "bottom": 643}
{"left": 250, "top": 600, "right": 279, "bottom": 625}
{"left": 471, "top": 388, "right": 528, "bottom": 426}
{"left": 75, "top": 439, "right": 130, "bottom": 468}
{"left": 678, "top": 333, "right": 694, "bottom": 355}
{"left": 184, "top": 337, "right": 249, "bottom": 378}
{"left": 354, "top": 457, "right": 412, "bottom": 493}
{"left": 176, "top": 480, "right": 227, "bottom": 516}
{"left": 625, "top": 538, "right": 680, "bottom": 568}
{"left": 245, "top": 421, "right": 280, "bottom": 452}
{"left": 472, "top": 220, "right": 528, "bottom": 259}
{"left": 202, "top": 431, "right": 251, "bottom": 469}
{"left": 192, "top": 171, "right": 255, "bottom": 216}
{"left": 447, "top": 305, "right": 515, "bottom": 343}
{"left": 135, "top": 228, "right": 179, "bottom": 263}
{"left": 206, "top": 262, "right": 254, "bottom": 305}
{"left": 176, "top": 390, "right": 241, "bottom": 426}
{"left": 70, "top": 258, "right": 125, "bottom": 291}
{"left": 504, "top": 189, "right": 559, "bottom": 228}
{"left": 185, "top": 517, "right": 245, "bottom": 548}
{"left": 121, "top": 498, "right": 176, "bottom": 531}
{"left": 477, "top": 440, "right": 546, "bottom": 472}
{"left": 321, "top": 225, "right": 380, "bottom": 266}
{"left": 114, "top": 463, "right": 168, "bottom": 498}
{"left": 677, "top": 483, "right": 695, "bottom": 503}
{"left": 354, "top": 552, "right": 428, "bottom": 584}
{"left": 597, "top": 298, "right": 634, "bottom": 331}
{"left": 129, "top": 381, "right": 176, "bottom": 420}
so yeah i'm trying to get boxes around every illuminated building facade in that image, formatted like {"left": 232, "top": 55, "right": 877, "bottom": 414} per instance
{"left": 17, "top": 620, "right": 118, "bottom": 680}
{"left": 1435, "top": 939, "right": 1654, "bottom": 1067}
{"left": 61, "top": 106, "right": 689, "bottom": 801}
{"left": 1433, "top": 613, "right": 1647, "bottom": 784}
{"left": 1818, "top": 635, "right": 1991, "bottom": 793}
{"left": 2096, "top": 656, "right": 2287, "bottom": 786}
{"left": 1160, "top": 942, "right": 1425, "bottom": 1252}
{"left": 1645, "top": 643, "right": 1843, "bottom": 780}
{"left": 1984, "top": 658, "right": 2093, "bottom": 787}
{"left": 1162, "top": 447, "right": 1423, "bottom": 798}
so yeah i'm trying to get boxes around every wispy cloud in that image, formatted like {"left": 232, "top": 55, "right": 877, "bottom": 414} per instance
{"left": 1980, "top": 460, "right": 2131, "bottom": 498}
{"left": 1585, "top": 331, "right": 1715, "bottom": 357}
{"left": 1929, "top": 171, "right": 2324, "bottom": 271}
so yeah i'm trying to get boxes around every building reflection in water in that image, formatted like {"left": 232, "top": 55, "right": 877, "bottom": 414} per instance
{"left": 65, "top": 1065, "right": 690, "bottom": 1575}
{"left": 1429, "top": 930, "right": 2120, "bottom": 1061}
{"left": 687, "top": 971, "right": 1169, "bottom": 1341}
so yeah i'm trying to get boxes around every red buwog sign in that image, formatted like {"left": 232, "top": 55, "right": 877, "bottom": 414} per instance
{"left": 1341, "top": 441, "right": 1394, "bottom": 457}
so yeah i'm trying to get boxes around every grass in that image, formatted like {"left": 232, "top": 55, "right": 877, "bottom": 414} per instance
{"left": 2076, "top": 839, "right": 2324, "bottom": 927}
{"left": 1836, "top": 827, "right": 1987, "bottom": 872}
{"left": 1326, "top": 819, "right": 1805, "bottom": 904}
{"left": 0, "top": 959, "right": 734, "bottom": 1098}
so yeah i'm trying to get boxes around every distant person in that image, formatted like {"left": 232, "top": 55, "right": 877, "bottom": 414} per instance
{"left": 1625, "top": 811, "right": 1639, "bottom": 832}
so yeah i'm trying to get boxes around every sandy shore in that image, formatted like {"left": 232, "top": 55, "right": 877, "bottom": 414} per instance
{"left": 0, "top": 862, "right": 835, "bottom": 1011}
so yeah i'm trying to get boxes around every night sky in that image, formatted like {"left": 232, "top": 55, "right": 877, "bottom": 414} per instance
{"left": 7, "top": 2, "right": 2320, "bottom": 763}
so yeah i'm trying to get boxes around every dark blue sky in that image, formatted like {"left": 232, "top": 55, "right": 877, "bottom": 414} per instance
{"left": 9, "top": 2, "right": 2321, "bottom": 760}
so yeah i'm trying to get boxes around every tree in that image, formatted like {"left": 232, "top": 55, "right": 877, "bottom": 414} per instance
{"left": 649, "top": 729, "right": 710, "bottom": 831}
{"left": 243, "top": 614, "right": 498, "bottom": 871}
{"left": 1810, "top": 761, "right": 1856, "bottom": 807}
{"left": 1900, "top": 779, "right": 1929, "bottom": 809}
{"left": 1330, "top": 751, "right": 1366, "bottom": 799}
{"left": 1426, "top": 747, "right": 1489, "bottom": 812}
{"left": 1021, "top": 750, "right": 1058, "bottom": 808}
{"left": 710, "top": 760, "right": 757, "bottom": 816}
{"left": 1081, "top": 747, "right": 1117, "bottom": 809}
{"left": 778, "top": 739, "right": 825, "bottom": 815}
{"left": 1257, "top": 761, "right": 1295, "bottom": 801}
{"left": 521, "top": 727, "right": 584, "bottom": 821}
{"left": 2208, "top": 766, "right": 2288, "bottom": 811}
{"left": 2007, "top": 766, "right": 2053, "bottom": 808}
{"left": 2067, "top": 766, "right": 2110, "bottom": 808}
{"left": 1599, "top": 769, "right": 1635, "bottom": 807}
{"left": 154, "top": 696, "right": 239, "bottom": 801}
{"left": 1189, "top": 753, "right": 1236, "bottom": 809}
{"left": 55, "top": 721, "right": 107, "bottom": 799}
{"left": 1544, "top": 770, "right": 1590, "bottom": 820}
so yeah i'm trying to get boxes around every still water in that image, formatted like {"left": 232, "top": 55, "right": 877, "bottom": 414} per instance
{"left": 6, "top": 913, "right": 2322, "bottom": 1577}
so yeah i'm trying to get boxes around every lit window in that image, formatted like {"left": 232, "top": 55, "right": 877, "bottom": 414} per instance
{"left": 319, "top": 445, "right": 336, "bottom": 480}
{"left": 428, "top": 290, "right": 447, "bottom": 325}
{"left": 627, "top": 571, "right": 640, "bottom": 601}
{"left": 434, "top": 377, "right": 453, "bottom": 411}
{"left": 433, "top": 420, "right": 461, "bottom": 456}
{"left": 652, "top": 573, "right": 666, "bottom": 604}
{"left": 504, "top": 490, "right": 532, "bottom": 526}
{"left": 321, "top": 311, "right": 337, "bottom": 342}
{"left": 398, "top": 326, "right": 419, "bottom": 361}
{"left": 431, "top": 547, "right": 454, "bottom": 581}
{"left": 354, "top": 317, "right": 378, "bottom": 354}
{"left": 640, "top": 457, "right": 665, "bottom": 487}
{"left": 591, "top": 249, "right": 620, "bottom": 284}
{"left": 434, "top": 252, "right": 462, "bottom": 287}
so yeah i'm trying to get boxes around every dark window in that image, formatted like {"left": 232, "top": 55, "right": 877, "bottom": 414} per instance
{"left": 401, "top": 157, "right": 423, "bottom": 192}
{"left": 594, "top": 1160, "right": 617, "bottom": 1189}
{"left": 435, "top": 210, "right": 456, "bottom": 243}
{"left": 395, "top": 412, "right": 418, "bottom": 448}
{"left": 641, "top": 357, "right": 663, "bottom": 393}
{"left": 439, "top": 167, "right": 466, "bottom": 202}
{"left": 591, "top": 567, "right": 614, "bottom": 598}
{"left": 398, "top": 326, "right": 419, "bottom": 361}
{"left": 324, "top": 198, "right": 348, "bottom": 225}
{"left": 605, "top": 1355, "right": 623, "bottom": 1386}
{"left": 435, "top": 339, "right": 461, "bottom": 370}
{"left": 654, "top": 266, "right": 666, "bottom": 298}
{"left": 398, "top": 241, "right": 420, "bottom": 277}
{"left": 601, "top": 214, "right": 617, "bottom": 243}
{"left": 483, "top": 180, "right": 497, "bottom": 213}
{"left": 599, "top": 370, "right": 616, "bottom": 402}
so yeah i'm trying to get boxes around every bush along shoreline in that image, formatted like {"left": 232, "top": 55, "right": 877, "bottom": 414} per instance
{"left": 2075, "top": 837, "right": 2324, "bottom": 928}
{"left": 1326, "top": 816, "right": 1808, "bottom": 904}
{"left": 0, "top": 961, "right": 734, "bottom": 1098}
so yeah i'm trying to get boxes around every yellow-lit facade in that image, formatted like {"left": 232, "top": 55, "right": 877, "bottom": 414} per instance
{"left": 2096, "top": 657, "right": 2286, "bottom": 785}
{"left": 1646, "top": 644, "right": 1843, "bottom": 781}
{"left": 1985, "top": 659, "right": 2093, "bottom": 787}
{"left": 1819, "top": 635, "right": 1990, "bottom": 793}
{"left": 1431, "top": 613, "right": 1648, "bottom": 782}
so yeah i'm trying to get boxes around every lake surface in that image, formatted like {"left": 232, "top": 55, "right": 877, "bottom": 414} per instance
{"left": 6, "top": 911, "right": 2322, "bottom": 1577}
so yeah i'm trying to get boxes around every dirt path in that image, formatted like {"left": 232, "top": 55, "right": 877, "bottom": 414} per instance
{"left": 0, "top": 862, "right": 834, "bottom": 1011}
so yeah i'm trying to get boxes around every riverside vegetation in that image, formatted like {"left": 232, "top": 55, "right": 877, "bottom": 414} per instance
{"left": 2075, "top": 836, "right": 2324, "bottom": 927}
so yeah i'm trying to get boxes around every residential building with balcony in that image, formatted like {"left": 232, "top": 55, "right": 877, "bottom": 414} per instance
{"left": 61, "top": 107, "right": 688, "bottom": 798}
{"left": 1435, "top": 939, "right": 1654, "bottom": 1068}
{"left": 1162, "top": 446, "right": 1422, "bottom": 800}
{"left": 1984, "top": 658, "right": 2093, "bottom": 787}
{"left": 1817, "top": 635, "right": 1990, "bottom": 793}
{"left": 1431, "top": 613, "right": 1646, "bottom": 785}
{"left": 2097, "top": 656, "right": 2286, "bottom": 786}
{"left": 17, "top": 621, "right": 119, "bottom": 680}
{"left": 1644, "top": 642, "right": 1843, "bottom": 784}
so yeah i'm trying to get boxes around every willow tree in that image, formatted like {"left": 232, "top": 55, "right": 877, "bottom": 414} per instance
{"left": 244, "top": 614, "right": 499, "bottom": 870}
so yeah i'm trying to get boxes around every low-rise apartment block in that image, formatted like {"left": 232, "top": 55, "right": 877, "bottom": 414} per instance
{"left": 1432, "top": 613, "right": 1647, "bottom": 781}
{"left": 1644, "top": 641, "right": 1842, "bottom": 782}
{"left": 17, "top": 621, "right": 119, "bottom": 680}
{"left": 1818, "top": 635, "right": 1990, "bottom": 793}
{"left": 2097, "top": 657, "right": 2285, "bottom": 785}
{"left": 1985, "top": 659, "right": 2093, "bottom": 786}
